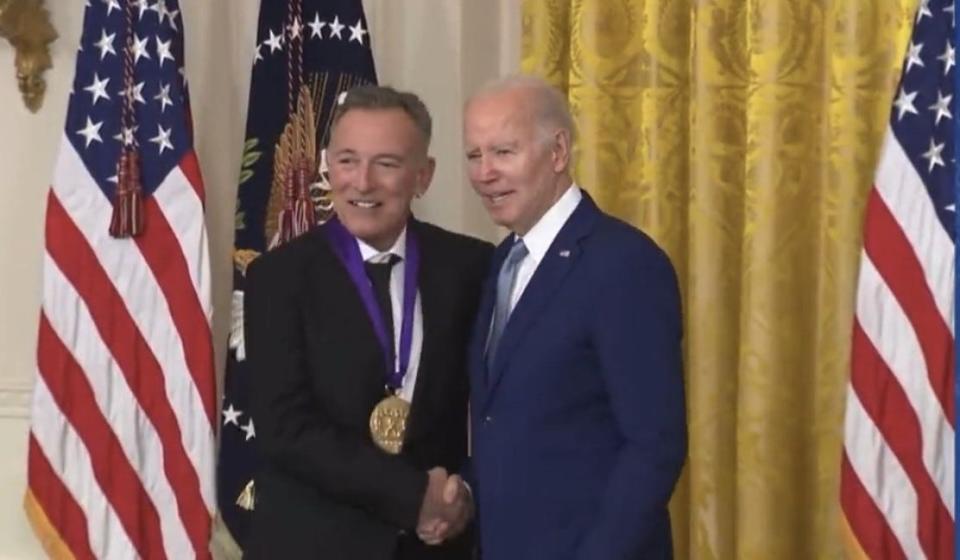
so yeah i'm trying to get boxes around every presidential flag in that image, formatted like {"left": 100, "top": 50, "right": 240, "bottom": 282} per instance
{"left": 25, "top": 0, "right": 216, "bottom": 558}
{"left": 841, "top": 1, "right": 956, "bottom": 558}
{"left": 217, "top": 0, "right": 377, "bottom": 548}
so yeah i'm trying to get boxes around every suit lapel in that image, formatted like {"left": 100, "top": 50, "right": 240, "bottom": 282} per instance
{"left": 305, "top": 230, "right": 386, "bottom": 397}
{"left": 403, "top": 221, "right": 447, "bottom": 444}
{"left": 471, "top": 239, "right": 510, "bottom": 398}
{"left": 482, "top": 195, "right": 601, "bottom": 409}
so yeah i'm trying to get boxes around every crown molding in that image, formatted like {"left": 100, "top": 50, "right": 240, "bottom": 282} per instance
{"left": 0, "top": 380, "right": 31, "bottom": 419}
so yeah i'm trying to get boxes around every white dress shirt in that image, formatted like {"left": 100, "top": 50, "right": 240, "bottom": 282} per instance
{"left": 507, "top": 184, "right": 583, "bottom": 312}
{"left": 357, "top": 228, "right": 423, "bottom": 403}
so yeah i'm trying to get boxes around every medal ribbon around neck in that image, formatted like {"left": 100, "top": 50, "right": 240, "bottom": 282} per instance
{"left": 324, "top": 217, "right": 420, "bottom": 390}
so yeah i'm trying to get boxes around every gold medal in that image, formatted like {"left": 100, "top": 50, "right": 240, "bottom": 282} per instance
{"left": 369, "top": 395, "right": 410, "bottom": 454}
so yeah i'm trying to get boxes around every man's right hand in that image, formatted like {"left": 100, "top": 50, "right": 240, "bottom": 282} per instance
{"left": 417, "top": 467, "right": 473, "bottom": 545}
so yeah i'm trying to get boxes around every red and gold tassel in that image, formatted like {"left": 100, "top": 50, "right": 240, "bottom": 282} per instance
{"left": 109, "top": 148, "right": 144, "bottom": 238}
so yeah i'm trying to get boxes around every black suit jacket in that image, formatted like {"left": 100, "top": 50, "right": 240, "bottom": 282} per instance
{"left": 244, "top": 219, "right": 492, "bottom": 560}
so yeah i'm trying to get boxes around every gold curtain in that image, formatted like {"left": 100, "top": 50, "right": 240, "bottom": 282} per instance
{"left": 521, "top": 1, "right": 915, "bottom": 558}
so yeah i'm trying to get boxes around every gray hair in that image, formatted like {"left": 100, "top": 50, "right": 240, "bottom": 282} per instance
{"left": 468, "top": 74, "right": 576, "bottom": 145}
{"left": 332, "top": 85, "right": 433, "bottom": 146}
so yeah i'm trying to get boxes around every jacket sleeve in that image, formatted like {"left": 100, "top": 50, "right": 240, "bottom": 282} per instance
{"left": 576, "top": 243, "right": 687, "bottom": 559}
{"left": 245, "top": 255, "right": 427, "bottom": 530}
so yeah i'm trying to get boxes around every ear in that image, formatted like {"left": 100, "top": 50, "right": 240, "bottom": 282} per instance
{"left": 551, "top": 129, "right": 571, "bottom": 173}
{"left": 415, "top": 156, "right": 436, "bottom": 198}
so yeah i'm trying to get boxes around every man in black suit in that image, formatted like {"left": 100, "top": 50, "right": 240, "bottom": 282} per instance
{"left": 244, "top": 86, "right": 491, "bottom": 559}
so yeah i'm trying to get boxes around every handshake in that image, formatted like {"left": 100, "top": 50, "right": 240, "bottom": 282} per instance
{"left": 416, "top": 466, "right": 474, "bottom": 545}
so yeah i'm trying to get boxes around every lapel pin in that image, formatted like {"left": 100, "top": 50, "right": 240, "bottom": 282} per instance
{"left": 559, "top": 250, "right": 571, "bottom": 258}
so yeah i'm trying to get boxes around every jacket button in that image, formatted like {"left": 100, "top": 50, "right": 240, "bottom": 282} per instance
{"left": 484, "top": 415, "right": 493, "bottom": 424}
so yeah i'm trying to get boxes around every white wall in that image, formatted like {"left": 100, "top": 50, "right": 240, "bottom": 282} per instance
{"left": 0, "top": 1, "right": 519, "bottom": 557}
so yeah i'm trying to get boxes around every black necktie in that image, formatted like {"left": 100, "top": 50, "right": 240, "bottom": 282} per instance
{"left": 364, "top": 254, "right": 401, "bottom": 358}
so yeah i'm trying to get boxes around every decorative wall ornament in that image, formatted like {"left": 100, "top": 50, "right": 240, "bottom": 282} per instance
{"left": 0, "top": 0, "right": 56, "bottom": 112}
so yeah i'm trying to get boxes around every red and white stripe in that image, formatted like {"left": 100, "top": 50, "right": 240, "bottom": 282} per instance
{"left": 27, "top": 135, "right": 216, "bottom": 559}
{"left": 842, "top": 127, "right": 956, "bottom": 560}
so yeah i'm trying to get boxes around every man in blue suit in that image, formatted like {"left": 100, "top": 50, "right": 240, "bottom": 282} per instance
{"left": 457, "top": 76, "right": 687, "bottom": 559}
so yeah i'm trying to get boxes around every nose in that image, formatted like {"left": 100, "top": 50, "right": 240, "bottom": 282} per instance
{"left": 354, "top": 161, "right": 375, "bottom": 194}
{"left": 475, "top": 155, "right": 497, "bottom": 183}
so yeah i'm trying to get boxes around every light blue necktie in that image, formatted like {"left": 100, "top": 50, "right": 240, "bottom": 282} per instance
{"left": 487, "top": 238, "right": 528, "bottom": 365}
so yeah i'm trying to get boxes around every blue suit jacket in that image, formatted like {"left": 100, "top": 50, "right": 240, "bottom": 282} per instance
{"left": 468, "top": 194, "right": 686, "bottom": 560}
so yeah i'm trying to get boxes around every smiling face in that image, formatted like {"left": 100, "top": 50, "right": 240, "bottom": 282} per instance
{"left": 463, "top": 87, "right": 571, "bottom": 236}
{"left": 327, "top": 107, "right": 435, "bottom": 250}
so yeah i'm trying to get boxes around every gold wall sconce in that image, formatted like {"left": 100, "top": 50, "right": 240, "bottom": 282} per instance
{"left": 0, "top": 0, "right": 56, "bottom": 113}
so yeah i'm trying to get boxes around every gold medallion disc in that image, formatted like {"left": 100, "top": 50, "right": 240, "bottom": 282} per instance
{"left": 369, "top": 395, "right": 409, "bottom": 454}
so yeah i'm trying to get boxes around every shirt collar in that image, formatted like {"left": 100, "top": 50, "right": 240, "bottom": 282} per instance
{"left": 357, "top": 226, "right": 407, "bottom": 263}
{"left": 517, "top": 184, "right": 582, "bottom": 264}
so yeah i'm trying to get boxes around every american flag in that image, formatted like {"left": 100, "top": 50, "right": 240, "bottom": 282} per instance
{"left": 841, "top": 1, "right": 956, "bottom": 558}
{"left": 24, "top": 1, "right": 215, "bottom": 558}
